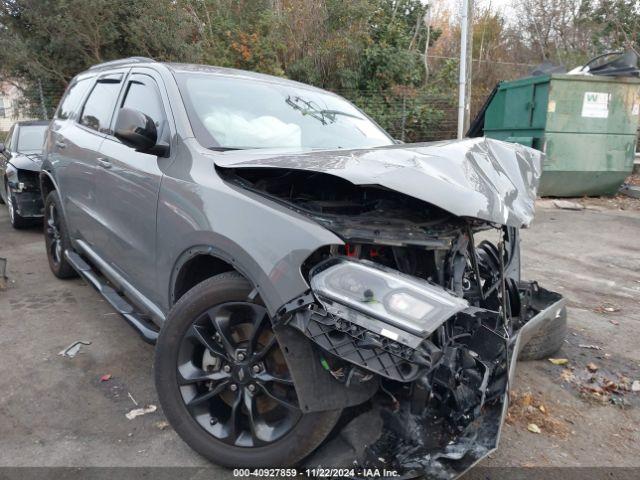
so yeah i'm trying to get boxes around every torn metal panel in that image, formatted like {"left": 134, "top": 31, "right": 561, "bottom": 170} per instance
{"left": 212, "top": 137, "right": 543, "bottom": 228}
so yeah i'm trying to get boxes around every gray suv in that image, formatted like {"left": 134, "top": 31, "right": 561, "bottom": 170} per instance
{"left": 41, "top": 57, "right": 566, "bottom": 477}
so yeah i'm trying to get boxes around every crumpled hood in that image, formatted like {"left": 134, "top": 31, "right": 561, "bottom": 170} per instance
{"left": 213, "top": 137, "right": 543, "bottom": 227}
{"left": 10, "top": 152, "right": 43, "bottom": 172}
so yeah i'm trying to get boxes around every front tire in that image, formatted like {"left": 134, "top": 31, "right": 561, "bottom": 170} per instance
{"left": 44, "top": 190, "right": 77, "bottom": 279}
{"left": 155, "top": 272, "right": 341, "bottom": 467}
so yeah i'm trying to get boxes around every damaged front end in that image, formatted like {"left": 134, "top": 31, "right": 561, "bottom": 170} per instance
{"left": 216, "top": 138, "right": 564, "bottom": 478}
{"left": 282, "top": 235, "right": 563, "bottom": 479}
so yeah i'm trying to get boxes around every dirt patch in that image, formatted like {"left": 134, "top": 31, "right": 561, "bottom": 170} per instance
{"left": 506, "top": 390, "right": 571, "bottom": 437}
{"left": 558, "top": 366, "right": 636, "bottom": 406}
{"left": 625, "top": 174, "right": 640, "bottom": 186}
{"left": 580, "top": 194, "right": 640, "bottom": 211}
{"left": 536, "top": 174, "right": 640, "bottom": 211}
{"left": 542, "top": 329, "right": 640, "bottom": 407}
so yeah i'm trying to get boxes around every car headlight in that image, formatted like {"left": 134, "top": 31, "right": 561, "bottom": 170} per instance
{"left": 310, "top": 257, "right": 468, "bottom": 337}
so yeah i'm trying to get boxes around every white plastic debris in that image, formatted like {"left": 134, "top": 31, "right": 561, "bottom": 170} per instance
{"left": 125, "top": 404, "right": 157, "bottom": 420}
{"left": 127, "top": 392, "right": 139, "bottom": 406}
{"left": 578, "top": 344, "right": 603, "bottom": 350}
{"left": 58, "top": 340, "right": 92, "bottom": 358}
{"left": 553, "top": 200, "right": 584, "bottom": 211}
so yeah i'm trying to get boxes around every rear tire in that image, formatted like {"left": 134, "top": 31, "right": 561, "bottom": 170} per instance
{"left": 519, "top": 306, "right": 568, "bottom": 360}
{"left": 44, "top": 190, "right": 77, "bottom": 279}
{"left": 155, "top": 272, "right": 341, "bottom": 467}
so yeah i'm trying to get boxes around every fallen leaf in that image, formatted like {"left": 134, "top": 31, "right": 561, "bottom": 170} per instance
{"left": 522, "top": 392, "right": 533, "bottom": 407}
{"left": 100, "top": 374, "right": 112, "bottom": 382}
{"left": 154, "top": 420, "right": 170, "bottom": 430}
{"left": 593, "top": 304, "right": 620, "bottom": 314}
{"left": 539, "top": 404, "right": 547, "bottom": 414}
{"left": 549, "top": 358, "right": 569, "bottom": 365}
{"left": 560, "top": 369, "right": 574, "bottom": 382}
{"left": 632, "top": 381, "right": 640, "bottom": 392}
{"left": 527, "top": 423, "right": 541, "bottom": 434}
{"left": 609, "top": 319, "right": 620, "bottom": 326}
{"left": 587, "top": 362, "right": 599, "bottom": 372}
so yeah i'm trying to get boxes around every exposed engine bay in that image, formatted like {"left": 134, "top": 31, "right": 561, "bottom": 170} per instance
{"left": 219, "top": 164, "right": 565, "bottom": 478}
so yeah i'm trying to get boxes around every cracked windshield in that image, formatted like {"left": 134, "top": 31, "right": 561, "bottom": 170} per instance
{"left": 177, "top": 73, "right": 393, "bottom": 150}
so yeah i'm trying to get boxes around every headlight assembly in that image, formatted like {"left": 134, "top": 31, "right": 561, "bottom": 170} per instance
{"left": 310, "top": 257, "right": 468, "bottom": 337}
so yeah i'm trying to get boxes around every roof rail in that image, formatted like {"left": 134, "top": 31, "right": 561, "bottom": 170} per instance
{"left": 88, "top": 57, "right": 156, "bottom": 70}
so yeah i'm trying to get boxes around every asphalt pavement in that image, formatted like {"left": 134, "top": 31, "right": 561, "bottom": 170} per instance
{"left": 0, "top": 201, "right": 639, "bottom": 479}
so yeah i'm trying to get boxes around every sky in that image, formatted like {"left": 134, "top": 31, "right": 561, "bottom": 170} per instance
{"left": 426, "top": 0, "right": 517, "bottom": 23}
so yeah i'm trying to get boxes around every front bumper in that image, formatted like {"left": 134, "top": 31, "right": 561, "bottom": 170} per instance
{"left": 10, "top": 189, "right": 44, "bottom": 218}
{"left": 305, "top": 286, "right": 566, "bottom": 479}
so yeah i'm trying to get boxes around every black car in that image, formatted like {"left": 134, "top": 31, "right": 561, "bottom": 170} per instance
{"left": 0, "top": 120, "right": 50, "bottom": 228}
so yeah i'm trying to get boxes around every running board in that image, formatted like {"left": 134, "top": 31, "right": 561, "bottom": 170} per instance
{"left": 64, "top": 250, "right": 159, "bottom": 344}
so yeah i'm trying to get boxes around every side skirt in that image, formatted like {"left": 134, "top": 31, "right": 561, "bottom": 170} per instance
{"left": 64, "top": 249, "right": 159, "bottom": 344}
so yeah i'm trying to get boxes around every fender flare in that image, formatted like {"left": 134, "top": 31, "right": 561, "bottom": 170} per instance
{"left": 168, "top": 244, "right": 264, "bottom": 308}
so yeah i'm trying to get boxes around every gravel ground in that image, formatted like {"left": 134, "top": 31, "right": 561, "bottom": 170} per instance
{"left": 0, "top": 199, "right": 639, "bottom": 478}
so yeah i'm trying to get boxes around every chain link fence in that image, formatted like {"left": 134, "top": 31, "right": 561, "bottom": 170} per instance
{"left": 336, "top": 88, "right": 459, "bottom": 142}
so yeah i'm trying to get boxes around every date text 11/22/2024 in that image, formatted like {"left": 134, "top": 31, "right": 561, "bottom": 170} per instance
{"left": 233, "top": 468, "right": 401, "bottom": 477}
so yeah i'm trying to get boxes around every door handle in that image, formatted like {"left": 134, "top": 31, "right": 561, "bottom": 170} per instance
{"left": 97, "top": 157, "right": 112, "bottom": 169}
{"left": 56, "top": 140, "right": 66, "bottom": 149}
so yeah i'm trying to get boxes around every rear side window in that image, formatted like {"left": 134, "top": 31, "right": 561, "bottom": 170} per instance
{"left": 56, "top": 78, "right": 91, "bottom": 120}
{"left": 79, "top": 75, "right": 123, "bottom": 133}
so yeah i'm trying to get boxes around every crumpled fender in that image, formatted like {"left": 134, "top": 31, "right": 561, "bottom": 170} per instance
{"left": 212, "top": 137, "right": 543, "bottom": 228}
{"left": 8, "top": 153, "right": 43, "bottom": 173}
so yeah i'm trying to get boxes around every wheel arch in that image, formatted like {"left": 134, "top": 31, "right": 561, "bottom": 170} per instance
{"left": 40, "top": 170, "right": 57, "bottom": 200}
{"left": 169, "top": 245, "right": 259, "bottom": 308}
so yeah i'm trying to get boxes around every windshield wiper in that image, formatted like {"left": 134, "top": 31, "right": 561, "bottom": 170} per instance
{"left": 317, "top": 109, "right": 362, "bottom": 120}
{"left": 286, "top": 96, "right": 362, "bottom": 125}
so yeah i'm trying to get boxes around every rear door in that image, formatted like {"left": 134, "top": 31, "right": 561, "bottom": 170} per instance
{"left": 95, "top": 69, "right": 173, "bottom": 302}
{"left": 49, "top": 72, "right": 125, "bottom": 253}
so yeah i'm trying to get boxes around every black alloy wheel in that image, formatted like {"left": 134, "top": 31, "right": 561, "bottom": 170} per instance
{"left": 177, "top": 301, "right": 302, "bottom": 447}
{"left": 43, "top": 190, "right": 77, "bottom": 278}
{"left": 45, "top": 201, "right": 63, "bottom": 267}
{"left": 155, "top": 272, "right": 342, "bottom": 467}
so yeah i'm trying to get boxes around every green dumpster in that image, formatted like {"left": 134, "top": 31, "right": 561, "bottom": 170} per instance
{"left": 482, "top": 74, "right": 640, "bottom": 196}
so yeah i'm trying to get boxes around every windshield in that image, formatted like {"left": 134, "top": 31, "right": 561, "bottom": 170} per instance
{"left": 17, "top": 125, "right": 48, "bottom": 152}
{"left": 175, "top": 73, "right": 393, "bottom": 150}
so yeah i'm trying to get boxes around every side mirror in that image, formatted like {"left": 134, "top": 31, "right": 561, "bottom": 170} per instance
{"left": 0, "top": 143, "right": 5, "bottom": 153}
{"left": 114, "top": 108, "right": 163, "bottom": 154}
